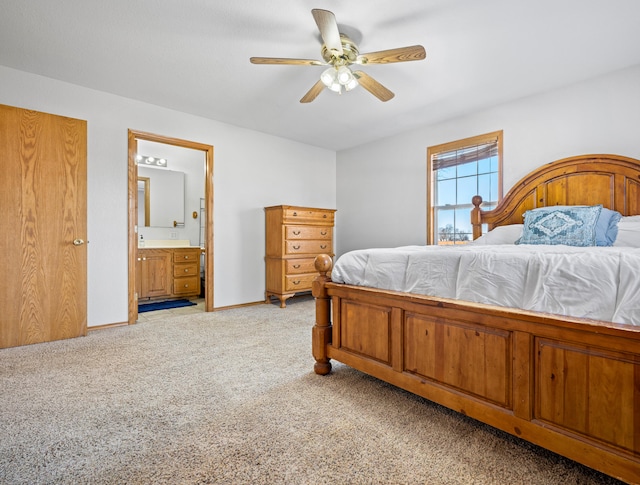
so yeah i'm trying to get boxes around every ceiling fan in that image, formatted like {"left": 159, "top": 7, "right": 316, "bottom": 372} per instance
{"left": 250, "top": 9, "right": 426, "bottom": 103}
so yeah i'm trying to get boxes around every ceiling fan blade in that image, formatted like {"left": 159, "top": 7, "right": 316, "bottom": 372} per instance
{"left": 356, "top": 45, "right": 426, "bottom": 64}
{"left": 250, "top": 57, "right": 326, "bottom": 66}
{"left": 352, "top": 71, "right": 395, "bottom": 102}
{"left": 300, "top": 80, "right": 326, "bottom": 103}
{"left": 312, "top": 9, "right": 343, "bottom": 57}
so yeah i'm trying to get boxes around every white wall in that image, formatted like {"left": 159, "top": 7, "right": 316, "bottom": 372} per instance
{"left": 4, "top": 62, "right": 639, "bottom": 326}
{"left": 0, "top": 65, "right": 336, "bottom": 327}
{"left": 335, "top": 64, "right": 640, "bottom": 256}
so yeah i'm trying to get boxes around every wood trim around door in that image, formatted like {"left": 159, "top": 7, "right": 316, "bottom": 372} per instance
{"left": 127, "top": 130, "right": 214, "bottom": 324}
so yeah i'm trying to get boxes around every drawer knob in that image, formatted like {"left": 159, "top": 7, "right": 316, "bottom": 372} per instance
{"left": 184, "top": 284, "right": 189, "bottom": 288}
{"left": 320, "top": 245, "right": 327, "bottom": 249}
{"left": 323, "top": 214, "right": 327, "bottom": 218}
{"left": 293, "top": 280, "right": 300, "bottom": 285}
{"left": 293, "top": 264, "right": 300, "bottom": 269}
{"left": 321, "top": 231, "right": 327, "bottom": 235}
{"left": 293, "top": 211, "right": 297, "bottom": 216}
{"left": 293, "top": 230, "right": 301, "bottom": 235}
{"left": 184, "top": 269, "right": 189, "bottom": 273}
{"left": 293, "top": 245, "right": 301, "bottom": 250}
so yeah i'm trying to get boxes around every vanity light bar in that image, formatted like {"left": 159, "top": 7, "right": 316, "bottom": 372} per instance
{"left": 135, "top": 155, "right": 168, "bottom": 167}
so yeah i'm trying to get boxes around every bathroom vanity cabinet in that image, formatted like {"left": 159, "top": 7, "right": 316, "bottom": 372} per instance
{"left": 137, "top": 247, "right": 200, "bottom": 301}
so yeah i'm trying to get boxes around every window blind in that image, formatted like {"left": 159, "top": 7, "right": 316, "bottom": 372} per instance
{"left": 431, "top": 140, "right": 498, "bottom": 171}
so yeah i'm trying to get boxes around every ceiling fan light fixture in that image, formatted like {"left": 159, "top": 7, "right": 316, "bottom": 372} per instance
{"left": 320, "top": 67, "right": 337, "bottom": 87}
{"left": 321, "top": 65, "right": 359, "bottom": 94}
{"left": 343, "top": 75, "right": 359, "bottom": 92}
{"left": 336, "top": 65, "right": 353, "bottom": 84}
{"left": 320, "top": 66, "right": 342, "bottom": 93}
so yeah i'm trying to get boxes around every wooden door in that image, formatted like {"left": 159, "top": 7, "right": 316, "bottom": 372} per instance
{"left": 0, "top": 104, "right": 87, "bottom": 348}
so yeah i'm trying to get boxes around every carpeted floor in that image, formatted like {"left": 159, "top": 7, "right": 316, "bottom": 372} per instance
{"left": 0, "top": 296, "right": 625, "bottom": 484}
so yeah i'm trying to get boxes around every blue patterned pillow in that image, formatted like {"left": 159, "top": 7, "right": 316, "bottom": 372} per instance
{"left": 517, "top": 205, "right": 602, "bottom": 246}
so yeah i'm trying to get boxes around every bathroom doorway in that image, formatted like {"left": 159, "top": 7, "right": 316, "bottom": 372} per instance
{"left": 127, "top": 130, "right": 214, "bottom": 324}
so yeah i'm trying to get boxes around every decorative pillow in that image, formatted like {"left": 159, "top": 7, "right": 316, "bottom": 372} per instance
{"left": 595, "top": 207, "right": 622, "bottom": 246}
{"left": 472, "top": 224, "right": 523, "bottom": 245}
{"left": 516, "top": 205, "right": 602, "bottom": 246}
{"left": 613, "top": 216, "right": 640, "bottom": 247}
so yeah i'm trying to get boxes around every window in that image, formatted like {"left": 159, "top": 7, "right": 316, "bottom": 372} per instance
{"left": 427, "top": 131, "right": 502, "bottom": 245}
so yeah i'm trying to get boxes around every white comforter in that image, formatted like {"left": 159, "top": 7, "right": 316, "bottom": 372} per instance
{"left": 331, "top": 245, "right": 640, "bottom": 326}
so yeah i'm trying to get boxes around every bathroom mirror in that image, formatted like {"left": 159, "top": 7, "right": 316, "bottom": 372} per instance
{"left": 137, "top": 166, "right": 185, "bottom": 227}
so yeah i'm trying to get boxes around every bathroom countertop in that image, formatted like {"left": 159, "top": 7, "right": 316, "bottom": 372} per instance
{"left": 139, "top": 239, "right": 203, "bottom": 249}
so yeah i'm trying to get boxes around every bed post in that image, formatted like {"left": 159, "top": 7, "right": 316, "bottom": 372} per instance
{"left": 471, "top": 195, "right": 483, "bottom": 240}
{"left": 312, "top": 254, "right": 333, "bottom": 375}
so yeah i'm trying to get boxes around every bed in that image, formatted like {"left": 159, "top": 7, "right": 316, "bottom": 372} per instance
{"left": 311, "top": 154, "right": 640, "bottom": 484}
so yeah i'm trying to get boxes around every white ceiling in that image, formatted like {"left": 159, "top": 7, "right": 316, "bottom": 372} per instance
{"left": 2, "top": 0, "right": 640, "bottom": 151}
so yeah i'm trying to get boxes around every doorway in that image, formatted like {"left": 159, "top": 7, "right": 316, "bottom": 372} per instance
{"left": 127, "top": 130, "right": 214, "bottom": 324}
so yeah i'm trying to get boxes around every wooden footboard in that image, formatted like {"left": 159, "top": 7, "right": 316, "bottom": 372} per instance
{"left": 312, "top": 256, "right": 640, "bottom": 484}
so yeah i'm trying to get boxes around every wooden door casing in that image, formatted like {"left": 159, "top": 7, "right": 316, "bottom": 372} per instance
{"left": 128, "top": 130, "right": 214, "bottom": 322}
{"left": 0, "top": 104, "right": 87, "bottom": 348}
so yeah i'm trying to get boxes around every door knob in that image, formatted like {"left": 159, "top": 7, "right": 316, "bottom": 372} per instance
{"left": 73, "top": 239, "right": 85, "bottom": 246}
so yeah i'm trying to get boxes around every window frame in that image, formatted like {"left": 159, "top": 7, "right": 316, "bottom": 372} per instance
{"left": 426, "top": 130, "right": 503, "bottom": 245}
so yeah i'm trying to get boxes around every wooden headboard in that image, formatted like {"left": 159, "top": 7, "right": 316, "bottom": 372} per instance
{"left": 471, "top": 154, "right": 640, "bottom": 239}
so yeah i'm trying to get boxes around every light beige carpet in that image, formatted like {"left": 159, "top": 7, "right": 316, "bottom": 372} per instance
{"left": 0, "top": 296, "right": 624, "bottom": 484}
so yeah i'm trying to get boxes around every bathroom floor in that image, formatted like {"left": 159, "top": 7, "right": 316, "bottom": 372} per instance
{"left": 136, "top": 298, "right": 205, "bottom": 322}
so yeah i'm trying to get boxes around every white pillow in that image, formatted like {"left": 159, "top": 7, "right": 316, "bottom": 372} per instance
{"left": 472, "top": 224, "right": 524, "bottom": 245}
{"left": 613, "top": 216, "right": 640, "bottom": 247}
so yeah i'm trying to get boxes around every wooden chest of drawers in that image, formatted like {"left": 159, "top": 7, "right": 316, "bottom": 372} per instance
{"left": 265, "top": 205, "right": 336, "bottom": 308}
